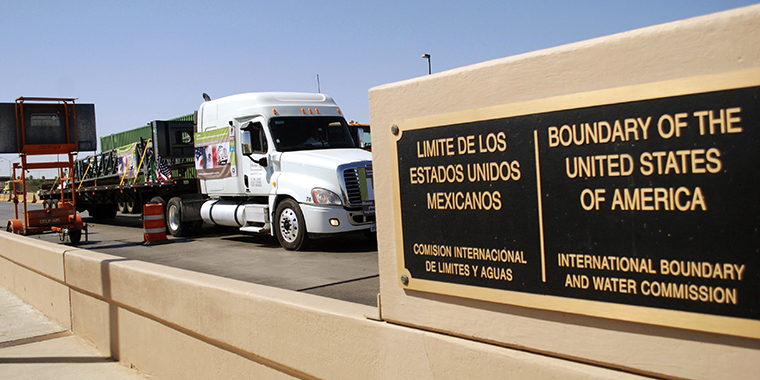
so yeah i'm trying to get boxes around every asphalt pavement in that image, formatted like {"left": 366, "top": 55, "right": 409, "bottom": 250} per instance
{"left": 0, "top": 201, "right": 380, "bottom": 306}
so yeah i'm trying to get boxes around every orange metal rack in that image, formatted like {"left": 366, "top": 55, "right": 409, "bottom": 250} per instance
{"left": 5, "top": 97, "right": 87, "bottom": 244}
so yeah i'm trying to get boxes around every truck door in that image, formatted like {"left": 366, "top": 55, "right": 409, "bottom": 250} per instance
{"left": 240, "top": 119, "right": 274, "bottom": 196}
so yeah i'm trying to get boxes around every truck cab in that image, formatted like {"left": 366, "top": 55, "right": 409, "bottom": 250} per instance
{"left": 195, "top": 92, "right": 374, "bottom": 250}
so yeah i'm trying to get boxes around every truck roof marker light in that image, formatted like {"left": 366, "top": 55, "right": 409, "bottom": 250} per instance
{"left": 337, "top": 108, "right": 342, "bottom": 115}
{"left": 301, "top": 108, "right": 306, "bottom": 114}
{"left": 309, "top": 108, "right": 313, "bottom": 114}
{"left": 315, "top": 108, "right": 320, "bottom": 114}
{"left": 273, "top": 109, "right": 278, "bottom": 115}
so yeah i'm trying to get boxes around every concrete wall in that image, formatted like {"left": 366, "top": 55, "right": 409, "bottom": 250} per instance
{"left": 1, "top": 5, "right": 758, "bottom": 380}
{"left": 369, "top": 5, "right": 760, "bottom": 380}
{"left": 0, "top": 231, "right": 642, "bottom": 379}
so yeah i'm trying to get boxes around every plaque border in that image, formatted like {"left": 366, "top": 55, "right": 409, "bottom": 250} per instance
{"left": 390, "top": 67, "right": 760, "bottom": 339}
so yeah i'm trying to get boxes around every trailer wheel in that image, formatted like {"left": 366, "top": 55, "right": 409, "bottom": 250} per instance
{"left": 68, "top": 229, "right": 82, "bottom": 245}
{"left": 126, "top": 202, "right": 139, "bottom": 214}
{"left": 166, "top": 197, "right": 202, "bottom": 237}
{"left": 7, "top": 219, "right": 22, "bottom": 234}
{"left": 275, "top": 198, "right": 310, "bottom": 251}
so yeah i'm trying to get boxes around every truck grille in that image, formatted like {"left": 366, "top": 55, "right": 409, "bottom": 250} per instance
{"left": 342, "top": 168, "right": 363, "bottom": 207}
{"left": 340, "top": 162, "right": 372, "bottom": 208}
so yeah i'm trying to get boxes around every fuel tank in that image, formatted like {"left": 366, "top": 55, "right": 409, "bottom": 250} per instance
{"left": 200, "top": 199, "right": 247, "bottom": 227}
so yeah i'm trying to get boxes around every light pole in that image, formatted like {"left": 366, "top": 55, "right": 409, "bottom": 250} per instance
{"left": 422, "top": 53, "right": 431, "bottom": 75}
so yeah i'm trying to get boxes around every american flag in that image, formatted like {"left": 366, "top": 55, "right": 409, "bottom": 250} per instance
{"left": 157, "top": 156, "right": 172, "bottom": 181}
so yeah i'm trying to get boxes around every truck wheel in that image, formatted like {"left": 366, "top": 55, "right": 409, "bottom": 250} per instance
{"left": 275, "top": 198, "right": 310, "bottom": 251}
{"left": 166, "top": 197, "right": 202, "bottom": 237}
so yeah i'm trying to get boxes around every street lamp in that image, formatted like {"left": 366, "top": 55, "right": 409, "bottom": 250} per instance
{"left": 421, "top": 53, "right": 431, "bottom": 75}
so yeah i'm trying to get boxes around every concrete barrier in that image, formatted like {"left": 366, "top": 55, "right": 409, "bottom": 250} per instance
{"left": 0, "top": 233, "right": 70, "bottom": 325}
{"left": 0, "top": 192, "right": 42, "bottom": 203}
{"left": 369, "top": 4, "right": 760, "bottom": 380}
{"left": 0, "top": 232, "right": 638, "bottom": 379}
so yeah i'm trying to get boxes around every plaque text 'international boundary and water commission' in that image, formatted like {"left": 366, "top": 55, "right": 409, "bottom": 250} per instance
{"left": 394, "top": 83, "right": 760, "bottom": 328}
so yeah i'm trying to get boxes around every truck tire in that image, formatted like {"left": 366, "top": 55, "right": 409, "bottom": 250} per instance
{"left": 166, "top": 197, "right": 202, "bottom": 237}
{"left": 275, "top": 198, "right": 310, "bottom": 251}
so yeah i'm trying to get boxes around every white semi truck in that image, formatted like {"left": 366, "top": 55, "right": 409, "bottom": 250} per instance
{"left": 41, "top": 92, "right": 375, "bottom": 250}
{"left": 194, "top": 92, "right": 375, "bottom": 250}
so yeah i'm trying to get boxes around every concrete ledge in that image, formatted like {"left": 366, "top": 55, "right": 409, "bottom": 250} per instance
{"left": 369, "top": 5, "right": 760, "bottom": 380}
{"left": 0, "top": 233, "right": 70, "bottom": 326}
{"left": 2, "top": 232, "right": 66, "bottom": 282}
{"left": 0, "top": 255, "right": 71, "bottom": 328}
{"left": 0, "top": 233, "right": 646, "bottom": 379}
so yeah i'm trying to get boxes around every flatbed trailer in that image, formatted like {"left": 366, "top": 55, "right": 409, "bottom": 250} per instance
{"left": 38, "top": 119, "right": 203, "bottom": 221}
{"left": 44, "top": 178, "right": 200, "bottom": 219}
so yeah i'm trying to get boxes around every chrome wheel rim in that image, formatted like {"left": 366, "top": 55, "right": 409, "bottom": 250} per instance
{"left": 168, "top": 205, "right": 181, "bottom": 232}
{"left": 279, "top": 208, "right": 299, "bottom": 243}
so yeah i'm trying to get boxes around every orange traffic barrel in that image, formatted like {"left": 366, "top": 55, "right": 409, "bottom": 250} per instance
{"left": 143, "top": 203, "right": 170, "bottom": 245}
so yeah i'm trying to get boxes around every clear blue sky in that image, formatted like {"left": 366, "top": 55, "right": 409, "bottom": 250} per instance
{"left": 1, "top": 0, "right": 757, "bottom": 176}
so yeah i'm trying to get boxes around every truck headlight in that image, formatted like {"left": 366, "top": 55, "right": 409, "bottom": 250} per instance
{"left": 311, "top": 188, "right": 342, "bottom": 205}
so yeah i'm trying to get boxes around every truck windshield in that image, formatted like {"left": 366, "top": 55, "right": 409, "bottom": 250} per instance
{"left": 269, "top": 117, "right": 357, "bottom": 152}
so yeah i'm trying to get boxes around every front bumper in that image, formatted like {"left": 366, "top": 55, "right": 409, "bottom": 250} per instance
{"left": 300, "top": 204, "right": 375, "bottom": 235}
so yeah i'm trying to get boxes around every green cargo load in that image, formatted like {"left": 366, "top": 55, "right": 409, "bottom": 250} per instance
{"left": 100, "top": 114, "right": 194, "bottom": 151}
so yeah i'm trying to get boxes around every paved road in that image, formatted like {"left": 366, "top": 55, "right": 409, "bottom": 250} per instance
{"left": 1, "top": 201, "right": 379, "bottom": 306}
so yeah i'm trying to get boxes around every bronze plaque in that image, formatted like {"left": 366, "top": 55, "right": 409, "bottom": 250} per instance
{"left": 391, "top": 69, "right": 760, "bottom": 338}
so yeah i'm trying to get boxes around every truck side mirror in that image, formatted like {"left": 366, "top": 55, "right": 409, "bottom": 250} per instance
{"left": 355, "top": 127, "right": 365, "bottom": 148}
